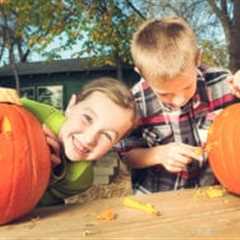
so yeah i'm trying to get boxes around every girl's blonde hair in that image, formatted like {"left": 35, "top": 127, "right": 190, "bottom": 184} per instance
{"left": 131, "top": 16, "right": 198, "bottom": 81}
{"left": 76, "top": 77, "right": 137, "bottom": 131}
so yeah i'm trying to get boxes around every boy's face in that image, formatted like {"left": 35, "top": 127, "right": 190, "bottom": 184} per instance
{"left": 148, "top": 63, "right": 198, "bottom": 110}
{"left": 59, "top": 92, "right": 133, "bottom": 161}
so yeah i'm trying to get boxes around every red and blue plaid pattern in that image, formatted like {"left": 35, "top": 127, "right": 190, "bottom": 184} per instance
{"left": 116, "top": 67, "right": 237, "bottom": 193}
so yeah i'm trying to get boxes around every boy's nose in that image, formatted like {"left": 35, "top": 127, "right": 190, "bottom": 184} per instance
{"left": 172, "top": 95, "right": 186, "bottom": 107}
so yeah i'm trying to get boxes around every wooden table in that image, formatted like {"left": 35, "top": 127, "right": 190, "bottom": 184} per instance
{"left": 1, "top": 187, "right": 240, "bottom": 239}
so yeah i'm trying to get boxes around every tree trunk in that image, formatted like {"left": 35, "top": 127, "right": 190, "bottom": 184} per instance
{"left": 116, "top": 58, "right": 123, "bottom": 81}
{"left": 114, "top": 51, "right": 123, "bottom": 81}
{"left": 9, "top": 45, "right": 20, "bottom": 95}
{"left": 229, "top": 28, "right": 240, "bottom": 72}
{"left": 229, "top": 0, "right": 240, "bottom": 72}
{"left": 208, "top": 0, "right": 240, "bottom": 72}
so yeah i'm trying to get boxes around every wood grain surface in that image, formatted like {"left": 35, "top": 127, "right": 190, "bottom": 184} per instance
{"left": 1, "top": 187, "right": 240, "bottom": 240}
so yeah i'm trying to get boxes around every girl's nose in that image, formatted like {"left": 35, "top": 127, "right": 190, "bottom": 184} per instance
{"left": 84, "top": 128, "right": 98, "bottom": 147}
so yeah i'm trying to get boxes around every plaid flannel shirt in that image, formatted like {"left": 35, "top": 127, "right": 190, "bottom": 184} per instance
{"left": 116, "top": 67, "right": 237, "bottom": 193}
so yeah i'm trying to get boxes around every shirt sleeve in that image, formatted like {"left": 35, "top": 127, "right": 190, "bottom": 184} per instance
{"left": 205, "top": 68, "right": 238, "bottom": 111}
{"left": 114, "top": 127, "right": 148, "bottom": 154}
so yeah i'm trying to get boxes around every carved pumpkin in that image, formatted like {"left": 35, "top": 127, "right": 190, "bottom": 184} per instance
{"left": 207, "top": 103, "right": 240, "bottom": 194}
{"left": 0, "top": 103, "right": 51, "bottom": 225}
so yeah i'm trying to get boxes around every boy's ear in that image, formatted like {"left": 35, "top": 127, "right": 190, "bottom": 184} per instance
{"left": 65, "top": 94, "right": 77, "bottom": 116}
{"left": 195, "top": 49, "right": 202, "bottom": 67}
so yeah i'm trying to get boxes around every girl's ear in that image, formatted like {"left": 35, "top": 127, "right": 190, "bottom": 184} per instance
{"left": 65, "top": 94, "right": 77, "bottom": 116}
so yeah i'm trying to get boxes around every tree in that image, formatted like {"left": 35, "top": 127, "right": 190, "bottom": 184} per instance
{"left": 200, "top": 39, "right": 228, "bottom": 68}
{"left": 74, "top": 0, "right": 142, "bottom": 80}
{"left": 0, "top": 0, "right": 83, "bottom": 91}
{"left": 0, "top": 0, "right": 143, "bottom": 82}
{"left": 207, "top": 0, "right": 240, "bottom": 72}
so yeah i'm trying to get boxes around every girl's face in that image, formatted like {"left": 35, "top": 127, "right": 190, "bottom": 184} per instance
{"left": 59, "top": 92, "right": 133, "bottom": 161}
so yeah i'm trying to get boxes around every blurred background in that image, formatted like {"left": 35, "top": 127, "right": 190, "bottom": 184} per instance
{"left": 0, "top": 0, "right": 239, "bottom": 109}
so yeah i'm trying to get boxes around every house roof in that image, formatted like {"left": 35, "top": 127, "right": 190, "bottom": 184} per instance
{"left": 0, "top": 58, "right": 128, "bottom": 77}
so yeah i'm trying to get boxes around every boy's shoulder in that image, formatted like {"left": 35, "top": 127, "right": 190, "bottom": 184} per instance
{"left": 131, "top": 78, "right": 144, "bottom": 94}
{"left": 131, "top": 78, "right": 151, "bottom": 97}
{"left": 200, "top": 66, "right": 231, "bottom": 85}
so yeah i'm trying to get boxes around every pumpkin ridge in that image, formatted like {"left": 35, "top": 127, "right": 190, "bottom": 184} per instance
{"left": 228, "top": 107, "right": 240, "bottom": 192}
{"left": 219, "top": 112, "right": 233, "bottom": 186}
{"left": 16, "top": 105, "right": 50, "bottom": 206}
{"left": 15, "top": 105, "right": 36, "bottom": 209}
{"left": 0, "top": 104, "right": 28, "bottom": 222}
{"left": 0, "top": 103, "right": 51, "bottom": 224}
{"left": 0, "top": 105, "right": 15, "bottom": 221}
{"left": 208, "top": 103, "right": 240, "bottom": 194}
{"left": 216, "top": 111, "right": 230, "bottom": 183}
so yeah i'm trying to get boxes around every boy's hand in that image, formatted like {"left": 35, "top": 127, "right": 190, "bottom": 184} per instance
{"left": 0, "top": 87, "right": 21, "bottom": 105}
{"left": 227, "top": 70, "right": 240, "bottom": 98}
{"left": 156, "top": 142, "right": 203, "bottom": 173}
{"left": 43, "top": 124, "right": 62, "bottom": 167}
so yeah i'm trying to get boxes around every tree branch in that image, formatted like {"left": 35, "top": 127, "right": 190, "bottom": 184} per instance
{"left": 125, "top": 0, "right": 146, "bottom": 20}
{"left": 208, "top": 0, "right": 231, "bottom": 26}
{"left": 207, "top": 0, "right": 231, "bottom": 42}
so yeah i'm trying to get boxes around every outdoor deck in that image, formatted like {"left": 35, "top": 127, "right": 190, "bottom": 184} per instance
{"left": 1, "top": 187, "right": 240, "bottom": 239}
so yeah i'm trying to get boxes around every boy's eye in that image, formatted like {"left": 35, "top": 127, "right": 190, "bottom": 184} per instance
{"left": 184, "top": 86, "right": 191, "bottom": 90}
{"left": 158, "top": 93, "right": 173, "bottom": 97}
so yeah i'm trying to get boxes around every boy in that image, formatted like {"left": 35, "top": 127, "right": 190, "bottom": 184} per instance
{"left": 0, "top": 77, "right": 137, "bottom": 204}
{"left": 117, "top": 16, "right": 240, "bottom": 193}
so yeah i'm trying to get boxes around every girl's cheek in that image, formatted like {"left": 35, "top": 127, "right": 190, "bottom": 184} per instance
{"left": 70, "top": 118, "right": 87, "bottom": 131}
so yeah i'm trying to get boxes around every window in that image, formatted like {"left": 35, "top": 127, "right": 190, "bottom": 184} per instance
{"left": 20, "top": 87, "right": 35, "bottom": 99}
{"left": 37, "top": 85, "right": 63, "bottom": 109}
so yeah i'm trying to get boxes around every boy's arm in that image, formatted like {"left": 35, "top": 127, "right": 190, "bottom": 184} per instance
{"left": 205, "top": 68, "right": 239, "bottom": 111}
{"left": 116, "top": 125, "right": 202, "bottom": 173}
{"left": 122, "top": 147, "right": 160, "bottom": 168}
{"left": 227, "top": 70, "right": 240, "bottom": 98}
{"left": 122, "top": 143, "right": 203, "bottom": 173}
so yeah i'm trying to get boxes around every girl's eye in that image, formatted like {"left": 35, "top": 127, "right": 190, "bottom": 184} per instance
{"left": 102, "top": 132, "right": 114, "bottom": 142}
{"left": 82, "top": 114, "right": 92, "bottom": 124}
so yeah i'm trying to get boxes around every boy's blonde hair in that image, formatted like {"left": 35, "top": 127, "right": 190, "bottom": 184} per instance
{"left": 76, "top": 77, "right": 137, "bottom": 131}
{"left": 131, "top": 16, "right": 198, "bottom": 81}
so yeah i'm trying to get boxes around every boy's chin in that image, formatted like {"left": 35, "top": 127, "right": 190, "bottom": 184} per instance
{"left": 164, "top": 104, "right": 181, "bottom": 111}
{"left": 163, "top": 101, "right": 189, "bottom": 110}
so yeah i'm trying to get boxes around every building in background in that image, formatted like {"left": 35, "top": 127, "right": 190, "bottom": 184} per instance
{"left": 0, "top": 58, "right": 139, "bottom": 109}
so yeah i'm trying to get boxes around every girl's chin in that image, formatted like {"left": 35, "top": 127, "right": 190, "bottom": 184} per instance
{"left": 65, "top": 150, "right": 86, "bottom": 161}
{"left": 65, "top": 147, "right": 99, "bottom": 161}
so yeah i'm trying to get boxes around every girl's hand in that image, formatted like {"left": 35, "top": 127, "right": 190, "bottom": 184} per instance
{"left": 43, "top": 124, "right": 62, "bottom": 167}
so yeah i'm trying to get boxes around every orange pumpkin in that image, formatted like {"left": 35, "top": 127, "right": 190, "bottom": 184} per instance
{"left": 207, "top": 103, "right": 240, "bottom": 194}
{"left": 0, "top": 103, "right": 51, "bottom": 225}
